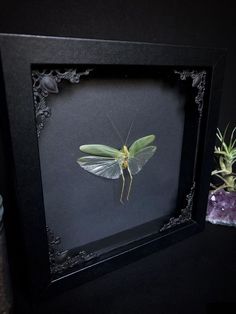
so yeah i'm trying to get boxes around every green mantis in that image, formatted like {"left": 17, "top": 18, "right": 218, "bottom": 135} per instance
{"left": 77, "top": 120, "right": 157, "bottom": 203}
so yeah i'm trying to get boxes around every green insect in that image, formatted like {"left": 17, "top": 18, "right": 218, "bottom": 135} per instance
{"left": 77, "top": 120, "right": 157, "bottom": 203}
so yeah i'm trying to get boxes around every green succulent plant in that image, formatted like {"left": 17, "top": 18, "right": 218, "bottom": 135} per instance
{"left": 211, "top": 125, "right": 236, "bottom": 192}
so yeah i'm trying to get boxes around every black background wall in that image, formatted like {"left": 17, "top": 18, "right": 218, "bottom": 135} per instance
{"left": 0, "top": 1, "right": 235, "bottom": 313}
{"left": 0, "top": 0, "right": 235, "bottom": 128}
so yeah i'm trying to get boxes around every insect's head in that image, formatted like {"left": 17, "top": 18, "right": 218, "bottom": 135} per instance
{"left": 121, "top": 145, "right": 129, "bottom": 156}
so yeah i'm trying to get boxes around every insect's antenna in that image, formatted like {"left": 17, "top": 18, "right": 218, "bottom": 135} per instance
{"left": 124, "top": 120, "right": 134, "bottom": 145}
{"left": 106, "top": 114, "right": 124, "bottom": 145}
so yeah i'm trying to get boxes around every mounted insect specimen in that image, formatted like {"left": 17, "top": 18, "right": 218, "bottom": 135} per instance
{"left": 77, "top": 119, "right": 157, "bottom": 203}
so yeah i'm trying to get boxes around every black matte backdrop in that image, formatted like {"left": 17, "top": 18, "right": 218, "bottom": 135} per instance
{"left": 0, "top": 1, "right": 235, "bottom": 313}
{"left": 40, "top": 77, "right": 184, "bottom": 250}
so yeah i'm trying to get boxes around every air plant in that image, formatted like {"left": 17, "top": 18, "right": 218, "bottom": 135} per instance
{"left": 211, "top": 125, "right": 236, "bottom": 192}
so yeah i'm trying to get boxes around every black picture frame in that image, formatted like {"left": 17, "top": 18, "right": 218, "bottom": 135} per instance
{"left": 0, "top": 34, "right": 226, "bottom": 307}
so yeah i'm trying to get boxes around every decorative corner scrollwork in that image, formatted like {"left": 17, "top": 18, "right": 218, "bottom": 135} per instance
{"left": 159, "top": 69, "right": 207, "bottom": 232}
{"left": 174, "top": 70, "right": 206, "bottom": 115}
{"left": 32, "top": 68, "right": 93, "bottom": 137}
{"left": 160, "top": 182, "right": 196, "bottom": 232}
{"left": 46, "top": 226, "right": 97, "bottom": 275}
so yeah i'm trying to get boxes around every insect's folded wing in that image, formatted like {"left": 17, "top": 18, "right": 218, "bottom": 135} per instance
{"left": 128, "top": 146, "right": 157, "bottom": 175}
{"left": 80, "top": 144, "right": 121, "bottom": 158}
{"left": 129, "top": 135, "right": 155, "bottom": 155}
{"left": 77, "top": 156, "right": 122, "bottom": 179}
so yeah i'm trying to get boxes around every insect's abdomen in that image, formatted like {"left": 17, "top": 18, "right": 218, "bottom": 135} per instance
{"left": 121, "top": 145, "right": 129, "bottom": 169}
{"left": 122, "top": 159, "right": 129, "bottom": 169}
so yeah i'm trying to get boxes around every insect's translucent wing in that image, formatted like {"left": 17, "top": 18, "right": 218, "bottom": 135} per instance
{"left": 129, "top": 135, "right": 155, "bottom": 155}
{"left": 80, "top": 144, "right": 121, "bottom": 158}
{"left": 128, "top": 146, "right": 156, "bottom": 175}
{"left": 77, "top": 156, "right": 122, "bottom": 179}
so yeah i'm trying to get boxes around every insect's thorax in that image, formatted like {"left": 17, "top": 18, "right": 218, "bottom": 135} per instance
{"left": 121, "top": 145, "right": 129, "bottom": 169}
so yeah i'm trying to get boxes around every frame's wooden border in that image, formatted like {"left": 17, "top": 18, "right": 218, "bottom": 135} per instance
{"left": 0, "top": 34, "right": 226, "bottom": 309}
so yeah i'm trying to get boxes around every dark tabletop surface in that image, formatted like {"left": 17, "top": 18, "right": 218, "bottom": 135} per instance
{"left": 34, "top": 222, "right": 236, "bottom": 314}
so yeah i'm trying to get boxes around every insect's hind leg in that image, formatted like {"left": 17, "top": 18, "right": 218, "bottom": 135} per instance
{"left": 120, "top": 169, "right": 125, "bottom": 204}
{"left": 127, "top": 167, "right": 133, "bottom": 201}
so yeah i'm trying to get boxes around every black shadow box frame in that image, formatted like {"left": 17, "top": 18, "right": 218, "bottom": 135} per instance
{"left": 0, "top": 34, "right": 226, "bottom": 307}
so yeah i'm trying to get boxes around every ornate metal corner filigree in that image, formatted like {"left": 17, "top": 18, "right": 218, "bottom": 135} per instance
{"left": 159, "top": 69, "right": 207, "bottom": 232}
{"left": 160, "top": 182, "right": 196, "bottom": 232}
{"left": 174, "top": 70, "right": 206, "bottom": 115}
{"left": 32, "top": 68, "right": 93, "bottom": 137}
{"left": 46, "top": 226, "right": 97, "bottom": 275}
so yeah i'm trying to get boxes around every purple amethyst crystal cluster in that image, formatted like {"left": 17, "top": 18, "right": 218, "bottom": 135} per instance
{"left": 206, "top": 189, "right": 236, "bottom": 226}
{"left": 206, "top": 125, "right": 236, "bottom": 227}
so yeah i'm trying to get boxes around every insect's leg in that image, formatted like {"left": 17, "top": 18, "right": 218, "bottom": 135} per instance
{"left": 127, "top": 166, "right": 133, "bottom": 201}
{"left": 120, "top": 169, "right": 125, "bottom": 204}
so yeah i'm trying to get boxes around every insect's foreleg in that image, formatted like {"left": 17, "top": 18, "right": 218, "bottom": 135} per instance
{"left": 120, "top": 169, "right": 125, "bottom": 204}
{"left": 127, "top": 167, "right": 133, "bottom": 201}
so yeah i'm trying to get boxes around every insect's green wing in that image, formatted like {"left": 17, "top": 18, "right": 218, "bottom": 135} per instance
{"left": 128, "top": 146, "right": 157, "bottom": 175}
{"left": 129, "top": 135, "right": 155, "bottom": 156}
{"left": 77, "top": 156, "right": 122, "bottom": 179}
{"left": 80, "top": 144, "right": 122, "bottom": 158}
